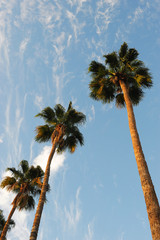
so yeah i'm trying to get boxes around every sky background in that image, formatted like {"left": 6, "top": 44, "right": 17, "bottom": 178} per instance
{"left": 0, "top": 0, "right": 160, "bottom": 240}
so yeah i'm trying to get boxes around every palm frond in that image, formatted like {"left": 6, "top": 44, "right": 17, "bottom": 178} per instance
{"left": 6, "top": 168, "right": 23, "bottom": 179}
{"left": 19, "top": 160, "right": 29, "bottom": 174}
{"left": 129, "top": 86, "right": 144, "bottom": 105}
{"left": 104, "top": 52, "right": 119, "bottom": 69}
{"left": 135, "top": 67, "right": 152, "bottom": 88}
{"left": 126, "top": 48, "right": 139, "bottom": 62}
{"left": 35, "top": 125, "right": 54, "bottom": 143}
{"left": 116, "top": 93, "right": 125, "bottom": 108}
{"left": 65, "top": 126, "right": 84, "bottom": 145}
{"left": 0, "top": 177, "right": 16, "bottom": 190}
{"left": 89, "top": 79, "right": 115, "bottom": 103}
{"left": 35, "top": 107, "right": 57, "bottom": 124}
{"left": 65, "top": 109, "right": 86, "bottom": 125}
{"left": 119, "top": 42, "right": 128, "bottom": 58}
{"left": 88, "top": 61, "right": 107, "bottom": 79}
{"left": 54, "top": 104, "right": 66, "bottom": 120}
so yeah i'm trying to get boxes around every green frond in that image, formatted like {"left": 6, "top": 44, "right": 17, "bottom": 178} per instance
{"left": 54, "top": 104, "right": 65, "bottom": 120}
{"left": 65, "top": 109, "right": 86, "bottom": 125}
{"left": 119, "top": 42, "right": 128, "bottom": 58}
{"left": 65, "top": 126, "right": 84, "bottom": 145}
{"left": 27, "top": 165, "right": 44, "bottom": 181}
{"left": 126, "top": 48, "right": 139, "bottom": 62}
{"left": 89, "top": 79, "right": 115, "bottom": 103}
{"left": 19, "top": 160, "right": 29, "bottom": 174}
{"left": 130, "top": 60, "right": 143, "bottom": 68}
{"left": 58, "top": 136, "right": 78, "bottom": 153}
{"left": 6, "top": 168, "right": 23, "bottom": 179}
{"left": 35, "top": 125, "right": 54, "bottom": 143}
{"left": 135, "top": 67, "right": 152, "bottom": 88}
{"left": 129, "top": 86, "right": 144, "bottom": 105}
{"left": 116, "top": 93, "right": 125, "bottom": 108}
{"left": 67, "top": 101, "right": 72, "bottom": 111}
{"left": 18, "top": 195, "right": 35, "bottom": 211}
{"left": 104, "top": 52, "right": 119, "bottom": 69}
{"left": 0, "top": 177, "right": 16, "bottom": 190}
{"left": 36, "top": 107, "right": 57, "bottom": 124}
{"left": 88, "top": 61, "right": 107, "bottom": 79}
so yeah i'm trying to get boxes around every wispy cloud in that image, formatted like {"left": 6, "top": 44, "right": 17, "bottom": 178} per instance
{"left": 128, "top": 7, "right": 144, "bottom": 24}
{"left": 84, "top": 221, "right": 94, "bottom": 240}
{"left": 19, "top": 36, "right": 30, "bottom": 58}
{"left": 88, "top": 105, "right": 95, "bottom": 122}
{"left": 64, "top": 187, "right": 81, "bottom": 229}
{"left": 95, "top": 0, "right": 119, "bottom": 34}
{"left": 34, "top": 95, "right": 44, "bottom": 110}
{"left": 66, "top": 10, "right": 86, "bottom": 40}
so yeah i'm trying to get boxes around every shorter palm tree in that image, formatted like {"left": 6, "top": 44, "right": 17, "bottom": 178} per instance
{"left": 0, "top": 160, "right": 44, "bottom": 240}
{"left": 30, "top": 102, "right": 86, "bottom": 240}
{"left": 0, "top": 210, "right": 15, "bottom": 240}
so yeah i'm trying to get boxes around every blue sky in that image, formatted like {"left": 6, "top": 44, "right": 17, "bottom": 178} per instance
{"left": 0, "top": 0, "right": 160, "bottom": 239}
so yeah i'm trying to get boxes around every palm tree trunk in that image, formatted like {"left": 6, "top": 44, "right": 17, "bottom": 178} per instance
{"left": 29, "top": 125, "right": 64, "bottom": 240}
{"left": 0, "top": 204, "right": 16, "bottom": 240}
{"left": 120, "top": 80, "right": 160, "bottom": 240}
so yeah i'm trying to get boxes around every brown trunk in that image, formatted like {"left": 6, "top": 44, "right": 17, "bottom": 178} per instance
{"left": 29, "top": 125, "right": 65, "bottom": 240}
{"left": 0, "top": 203, "right": 16, "bottom": 240}
{"left": 120, "top": 80, "right": 160, "bottom": 240}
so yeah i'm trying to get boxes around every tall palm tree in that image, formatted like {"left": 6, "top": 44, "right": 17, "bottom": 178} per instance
{"left": 88, "top": 42, "right": 160, "bottom": 240}
{"left": 29, "top": 101, "right": 86, "bottom": 240}
{"left": 0, "top": 210, "right": 15, "bottom": 240}
{"left": 0, "top": 160, "right": 44, "bottom": 240}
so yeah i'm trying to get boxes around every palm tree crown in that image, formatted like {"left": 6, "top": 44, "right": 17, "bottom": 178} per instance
{"left": 88, "top": 42, "right": 152, "bottom": 107}
{"left": 0, "top": 160, "right": 44, "bottom": 211}
{"left": 35, "top": 101, "right": 86, "bottom": 153}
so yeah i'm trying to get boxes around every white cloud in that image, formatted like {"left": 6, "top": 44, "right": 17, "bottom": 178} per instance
{"left": 33, "top": 145, "right": 66, "bottom": 175}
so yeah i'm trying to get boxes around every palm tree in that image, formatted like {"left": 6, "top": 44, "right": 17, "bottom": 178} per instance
{"left": 0, "top": 210, "right": 15, "bottom": 240}
{"left": 0, "top": 160, "right": 44, "bottom": 240}
{"left": 88, "top": 42, "right": 160, "bottom": 240}
{"left": 29, "top": 101, "right": 86, "bottom": 240}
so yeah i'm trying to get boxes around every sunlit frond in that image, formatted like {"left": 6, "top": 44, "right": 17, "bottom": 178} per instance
{"left": 35, "top": 125, "right": 54, "bottom": 143}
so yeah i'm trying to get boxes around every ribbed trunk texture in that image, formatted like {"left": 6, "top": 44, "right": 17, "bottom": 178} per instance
{"left": 120, "top": 80, "right": 160, "bottom": 240}
{"left": 29, "top": 125, "right": 65, "bottom": 240}
{"left": 0, "top": 204, "right": 16, "bottom": 240}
